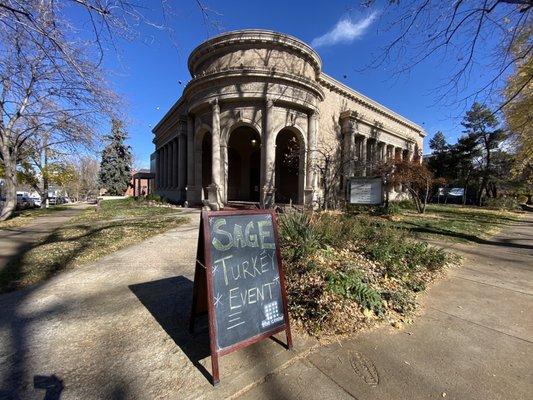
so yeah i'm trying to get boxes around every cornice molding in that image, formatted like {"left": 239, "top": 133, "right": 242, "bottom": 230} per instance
{"left": 320, "top": 73, "right": 425, "bottom": 137}
{"left": 183, "top": 67, "right": 325, "bottom": 102}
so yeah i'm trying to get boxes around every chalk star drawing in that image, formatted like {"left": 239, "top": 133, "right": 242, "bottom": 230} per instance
{"left": 212, "top": 263, "right": 219, "bottom": 274}
{"left": 214, "top": 292, "right": 222, "bottom": 307}
{"left": 273, "top": 276, "right": 280, "bottom": 283}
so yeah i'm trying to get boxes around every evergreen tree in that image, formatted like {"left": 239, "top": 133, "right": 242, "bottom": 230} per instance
{"left": 461, "top": 103, "right": 506, "bottom": 205}
{"left": 427, "top": 131, "right": 451, "bottom": 180}
{"left": 99, "top": 120, "right": 132, "bottom": 195}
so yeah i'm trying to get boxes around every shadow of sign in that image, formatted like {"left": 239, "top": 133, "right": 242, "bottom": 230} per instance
{"left": 33, "top": 374, "right": 64, "bottom": 400}
{"left": 128, "top": 276, "right": 212, "bottom": 382}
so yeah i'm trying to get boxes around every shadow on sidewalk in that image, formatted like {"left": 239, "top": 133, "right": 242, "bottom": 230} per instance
{"left": 403, "top": 219, "right": 533, "bottom": 251}
{"left": 128, "top": 276, "right": 212, "bottom": 383}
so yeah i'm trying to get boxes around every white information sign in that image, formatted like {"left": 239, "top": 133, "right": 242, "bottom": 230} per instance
{"left": 348, "top": 178, "right": 383, "bottom": 205}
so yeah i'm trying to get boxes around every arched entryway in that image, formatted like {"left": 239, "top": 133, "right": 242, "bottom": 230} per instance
{"left": 275, "top": 128, "right": 304, "bottom": 204}
{"left": 227, "top": 126, "right": 261, "bottom": 202}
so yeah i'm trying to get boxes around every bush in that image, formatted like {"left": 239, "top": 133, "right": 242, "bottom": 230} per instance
{"left": 327, "top": 269, "right": 383, "bottom": 314}
{"left": 397, "top": 199, "right": 416, "bottom": 210}
{"left": 279, "top": 211, "right": 453, "bottom": 336}
{"left": 384, "top": 202, "right": 402, "bottom": 215}
{"left": 484, "top": 197, "right": 520, "bottom": 211}
{"left": 278, "top": 211, "right": 322, "bottom": 263}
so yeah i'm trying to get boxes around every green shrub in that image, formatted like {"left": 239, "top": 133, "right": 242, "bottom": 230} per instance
{"left": 484, "top": 197, "right": 520, "bottom": 211}
{"left": 397, "top": 199, "right": 415, "bottom": 210}
{"left": 384, "top": 202, "right": 402, "bottom": 215}
{"left": 327, "top": 269, "right": 383, "bottom": 314}
{"left": 279, "top": 211, "right": 322, "bottom": 263}
{"left": 517, "top": 195, "right": 528, "bottom": 204}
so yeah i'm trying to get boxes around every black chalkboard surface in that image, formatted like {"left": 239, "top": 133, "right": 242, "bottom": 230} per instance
{"left": 189, "top": 209, "right": 292, "bottom": 386}
{"left": 209, "top": 213, "right": 285, "bottom": 350}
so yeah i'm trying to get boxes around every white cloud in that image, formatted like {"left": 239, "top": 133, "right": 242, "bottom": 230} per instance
{"left": 311, "top": 12, "right": 378, "bottom": 48}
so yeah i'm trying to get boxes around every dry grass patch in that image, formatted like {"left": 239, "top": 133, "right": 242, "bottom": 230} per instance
{"left": 0, "top": 198, "right": 187, "bottom": 293}
{"left": 279, "top": 211, "right": 457, "bottom": 338}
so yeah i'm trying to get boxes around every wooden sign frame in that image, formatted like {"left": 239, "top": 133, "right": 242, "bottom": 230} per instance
{"left": 189, "top": 209, "right": 293, "bottom": 386}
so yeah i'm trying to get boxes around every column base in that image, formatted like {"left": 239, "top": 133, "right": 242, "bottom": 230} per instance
{"left": 304, "top": 187, "right": 318, "bottom": 209}
{"left": 205, "top": 183, "right": 224, "bottom": 211}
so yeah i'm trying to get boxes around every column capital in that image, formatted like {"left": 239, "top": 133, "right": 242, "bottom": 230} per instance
{"left": 339, "top": 110, "right": 358, "bottom": 121}
{"left": 308, "top": 109, "right": 320, "bottom": 119}
{"left": 265, "top": 97, "right": 275, "bottom": 108}
{"left": 210, "top": 98, "right": 220, "bottom": 111}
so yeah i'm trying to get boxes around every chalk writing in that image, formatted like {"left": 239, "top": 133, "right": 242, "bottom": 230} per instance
{"left": 209, "top": 213, "right": 285, "bottom": 349}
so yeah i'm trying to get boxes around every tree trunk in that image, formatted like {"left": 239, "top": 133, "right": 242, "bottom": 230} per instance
{"left": 0, "top": 149, "right": 17, "bottom": 221}
{"left": 42, "top": 134, "right": 49, "bottom": 208}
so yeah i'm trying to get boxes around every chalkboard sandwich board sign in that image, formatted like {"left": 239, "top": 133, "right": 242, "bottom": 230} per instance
{"left": 189, "top": 209, "right": 293, "bottom": 386}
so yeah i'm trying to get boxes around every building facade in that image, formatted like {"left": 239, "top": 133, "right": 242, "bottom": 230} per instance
{"left": 152, "top": 29, "right": 424, "bottom": 209}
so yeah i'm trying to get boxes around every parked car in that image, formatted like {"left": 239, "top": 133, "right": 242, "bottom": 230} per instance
{"left": 16, "top": 192, "right": 35, "bottom": 209}
{"left": 30, "top": 194, "right": 42, "bottom": 208}
{"left": 48, "top": 196, "right": 57, "bottom": 205}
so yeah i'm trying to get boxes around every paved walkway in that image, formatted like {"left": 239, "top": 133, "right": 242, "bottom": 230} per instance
{"left": 240, "top": 214, "right": 533, "bottom": 400}
{"left": 0, "top": 210, "right": 531, "bottom": 399}
{"left": 0, "top": 209, "right": 316, "bottom": 400}
{"left": 0, "top": 204, "right": 88, "bottom": 271}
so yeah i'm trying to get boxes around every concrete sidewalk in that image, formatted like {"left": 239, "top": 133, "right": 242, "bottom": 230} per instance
{"left": 0, "top": 209, "right": 317, "bottom": 400}
{"left": 239, "top": 215, "right": 533, "bottom": 400}
{"left": 1, "top": 210, "right": 530, "bottom": 399}
{"left": 0, "top": 204, "right": 88, "bottom": 271}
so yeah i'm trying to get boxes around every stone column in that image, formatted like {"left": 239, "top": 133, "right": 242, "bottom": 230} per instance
{"left": 305, "top": 111, "right": 317, "bottom": 205}
{"left": 361, "top": 136, "right": 367, "bottom": 177}
{"left": 380, "top": 142, "right": 386, "bottom": 162}
{"left": 161, "top": 146, "right": 166, "bottom": 189}
{"left": 208, "top": 99, "right": 222, "bottom": 209}
{"left": 172, "top": 139, "right": 178, "bottom": 188}
{"left": 395, "top": 147, "right": 401, "bottom": 161}
{"left": 387, "top": 144, "right": 394, "bottom": 161}
{"left": 156, "top": 149, "right": 160, "bottom": 189}
{"left": 167, "top": 144, "right": 172, "bottom": 188}
{"left": 186, "top": 115, "right": 196, "bottom": 204}
{"left": 179, "top": 132, "right": 187, "bottom": 200}
{"left": 262, "top": 98, "right": 275, "bottom": 206}
{"left": 340, "top": 110, "right": 357, "bottom": 186}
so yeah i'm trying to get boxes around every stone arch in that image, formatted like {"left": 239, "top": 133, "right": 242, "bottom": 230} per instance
{"left": 221, "top": 118, "right": 262, "bottom": 144}
{"left": 274, "top": 125, "right": 306, "bottom": 204}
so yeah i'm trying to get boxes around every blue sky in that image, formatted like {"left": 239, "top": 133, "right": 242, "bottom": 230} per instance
{"left": 99, "top": 0, "right": 499, "bottom": 168}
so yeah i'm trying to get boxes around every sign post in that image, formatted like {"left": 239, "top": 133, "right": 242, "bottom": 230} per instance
{"left": 189, "top": 209, "right": 293, "bottom": 386}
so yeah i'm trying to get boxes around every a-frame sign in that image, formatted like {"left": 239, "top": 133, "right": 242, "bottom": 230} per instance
{"left": 189, "top": 209, "right": 292, "bottom": 386}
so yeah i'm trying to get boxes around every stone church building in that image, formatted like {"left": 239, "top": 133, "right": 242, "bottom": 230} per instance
{"left": 152, "top": 29, "right": 424, "bottom": 209}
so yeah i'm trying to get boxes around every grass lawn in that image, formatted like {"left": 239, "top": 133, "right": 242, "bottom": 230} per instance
{"left": 0, "top": 198, "right": 188, "bottom": 293}
{"left": 0, "top": 205, "right": 70, "bottom": 229}
{"left": 390, "top": 204, "right": 522, "bottom": 243}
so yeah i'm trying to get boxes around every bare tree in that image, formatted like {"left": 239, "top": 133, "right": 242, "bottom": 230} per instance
{"left": 0, "top": 1, "right": 218, "bottom": 219}
{"left": 0, "top": 1, "right": 118, "bottom": 219}
{"left": 363, "top": 0, "right": 532, "bottom": 111}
